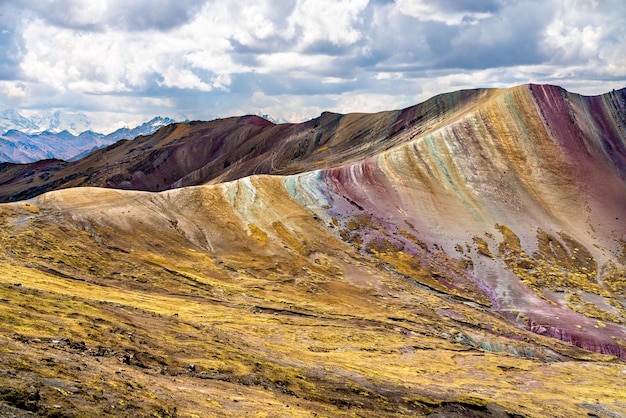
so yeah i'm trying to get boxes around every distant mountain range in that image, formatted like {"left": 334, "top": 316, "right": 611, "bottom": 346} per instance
{"left": 0, "top": 109, "right": 93, "bottom": 135}
{"left": 0, "top": 110, "right": 176, "bottom": 163}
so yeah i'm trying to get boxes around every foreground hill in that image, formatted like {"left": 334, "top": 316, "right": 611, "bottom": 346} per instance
{"left": 0, "top": 84, "right": 625, "bottom": 417}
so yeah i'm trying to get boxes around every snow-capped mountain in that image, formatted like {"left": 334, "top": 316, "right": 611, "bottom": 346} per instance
{"left": 0, "top": 109, "right": 40, "bottom": 133}
{"left": 108, "top": 116, "right": 176, "bottom": 140}
{"left": 0, "top": 115, "right": 176, "bottom": 163}
{"left": 33, "top": 110, "right": 93, "bottom": 135}
{"left": 254, "top": 112, "right": 288, "bottom": 124}
{"left": 0, "top": 109, "right": 94, "bottom": 135}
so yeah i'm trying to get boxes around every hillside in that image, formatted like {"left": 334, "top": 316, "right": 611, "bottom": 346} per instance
{"left": 0, "top": 84, "right": 625, "bottom": 417}
{"left": 0, "top": 88, "right": 486, "bottom": 202}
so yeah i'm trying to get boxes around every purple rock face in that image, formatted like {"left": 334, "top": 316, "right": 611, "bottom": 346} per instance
{"left": 283, "top": 85, "right": 626, "bottom": 359}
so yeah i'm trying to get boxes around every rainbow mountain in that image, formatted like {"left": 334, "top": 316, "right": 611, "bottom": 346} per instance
{"left": 0, "top": 84, "right": 625, "bottom": 417}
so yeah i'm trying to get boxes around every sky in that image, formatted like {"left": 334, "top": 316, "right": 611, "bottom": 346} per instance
{"left": 0, "top": 0, "right": 624, "bottom": 133}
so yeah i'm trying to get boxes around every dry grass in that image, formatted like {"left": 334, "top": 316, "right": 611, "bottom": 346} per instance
{"left": 0, "top": 184, "right": 625, "bottom": 418}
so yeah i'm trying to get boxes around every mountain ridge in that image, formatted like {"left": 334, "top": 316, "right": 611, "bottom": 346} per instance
{"left": 1, "top": 84, "right": 625, "bottom": 202}
{"left": 0, "top": 86, "right": 496, "bottom": 202}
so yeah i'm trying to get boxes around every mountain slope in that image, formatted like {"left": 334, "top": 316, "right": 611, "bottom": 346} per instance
{"left": 0, "top": 88, "right": 489, "bottom": 202}
{"left": 0, "top": 84, "right": 625, "bottom": 417}
{"left": 306, "top": 83, "right": 626, "bottom": 356}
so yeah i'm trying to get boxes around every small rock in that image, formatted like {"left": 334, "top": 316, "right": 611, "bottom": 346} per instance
{"left": 121, "top": 353, "right": 132, "bottom": 365}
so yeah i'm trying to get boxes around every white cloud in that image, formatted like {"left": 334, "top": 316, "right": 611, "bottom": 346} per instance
{"left": 159, "top": 66, "right": 214, "bottom": 91}
{"left": 544, "top": 20, "right": 603, "bottom": 63}
{"left": 0, "top": 81, "right": 27, "bottom": 99}
{"left": 8, "top": 85, "right": 26, "bottom": 98}
{"left": 247, "top": 91, "right": 327, "bottom": 123}
{"left": 20, "top": 20, "right": 135, "bottom": 92}
{"left": 287, "top": 0, "right": 368, "bottom": 47}
{"left": 394, "top": 0, "right": 494, "bottom": 25}
{"left": 17, "top": 9, "right": 243, "bottom": 95}
{"left": 257, "top": 52, "right": 334, "bottom": 75}
{"left": 0, "top": 0, "right": 623, "bottom": 130}
{"left": 329, "top": 92, "right": 412, "bottom": 115}
{"left": 322, "top": 76, "right": 356, "bottom": 84}
{"left": 540, "top": 0, "right": 625, "bottom": 76}
{"left": 23, "top": 0, "right": 207, "bottom": 31}
{"left": 222, "top": 0, "right": 281, "bottom": 45}
{"left": 44, "top": 0, "right": 108, "bottom": 28}
{"left": 375, "top": 72, "right": 404, "bottom": 81}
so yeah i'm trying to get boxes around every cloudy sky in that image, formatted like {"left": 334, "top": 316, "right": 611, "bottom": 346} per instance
{"left": 0, "top": 0, "right": 624, "bottom": 132}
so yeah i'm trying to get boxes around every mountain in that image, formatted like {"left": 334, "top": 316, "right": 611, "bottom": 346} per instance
{"left": 0, "top": 89, "right": 503, "bottom": 200}
{"left": 0, "top": 109, "right": 93, "bottom": 135}
{"left": 0, "top": 109, "right": 40, "bottom": 133}
{"left": 0, "top": 84, "right": 625, "bottom": 417}
{"left": 32, "top": 110, "right": 93, "bottom": 134}
{"left": 0, "top": 116, "right": 176, "bottom": 163}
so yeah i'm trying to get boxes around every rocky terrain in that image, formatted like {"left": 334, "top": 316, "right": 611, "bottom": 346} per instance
{"left": 0, "top": 84, "right": 625, "bottom": 417}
